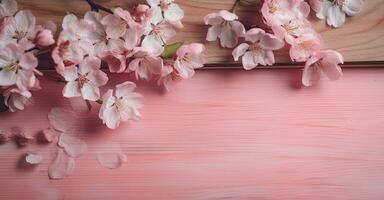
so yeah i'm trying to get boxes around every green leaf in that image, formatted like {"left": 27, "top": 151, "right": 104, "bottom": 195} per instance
{"left": 161, "top": 42, "right": 184, "bottom": 59}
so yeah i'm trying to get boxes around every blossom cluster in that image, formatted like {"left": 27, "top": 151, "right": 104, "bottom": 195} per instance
{"left": 52, "top": 0, "right": 204, "bottom": 129}
{"left": 0, "top": 0, "right": 56, "bottom": 111}
{"left": 205, "top": 0, "right": 362, "bottom": 86}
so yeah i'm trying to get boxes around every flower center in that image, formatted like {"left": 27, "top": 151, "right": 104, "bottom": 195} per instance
{"left": 3, "top": 62, "right": 19, "bottom": 72}
{"left": 284, "top": 21, "right": 301, "bottom": 36}
{"left": 14, "top": 30, "right": 27, "bottom": 41}
{"left": 77, "top": 74, "right": 89, "bottom": 88}
{"left": 249, "top": 43, "right": 262, "bottom": 53}
{"left": 114, "top": 98, "right": 126, "bottom": 112}
{"left": 332, "top": 0, "right": 345, "bottom": 6}
{"left": 299, "top": 41, "right": 315, "bottom": 50}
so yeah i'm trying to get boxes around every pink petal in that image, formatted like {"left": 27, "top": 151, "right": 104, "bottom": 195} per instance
{"left": 260, "top": 33, "right": 285, "bottom": 50}
{"left": 115, "top": 81, "right": 137, "bottom": 98}
{"left": 14, "top": 10, "right": 35, "bottom": 33}
{"left": 218, "top": 24, "right": 237, "bottom": 48}
{"left": 244, "top": 28, "right": 265, "bottom": 43}
{"left": 302, "top": 60, "right": 321, "bottom": 87}
{"left": 58, "top": 133, "right": 87, "bottom": 158}
{"left": 0, "top": 0, "right": 17, "bottom": 18}
{"left": 63, "top": 66, "right": 78, "bottom": 82}
{"left": 230, "top": 20, "right": 245, "bottom": 37}
{"left": 36, "top": 29, "right": 55, "bottom": 47}
{"left": 97, "top": 152, "right": 127, "bottom": 169}
{"left": 88, "top": 70, "right": 108, "bottom": 86}
{"left": 204, "top": 13, "right": 223, "bottom": 25}
{"left": 48, "top": 148, "right": 75, "bottom": 180}
{"left": 0, "top": 129, "right": 13, "bottom": 143}
{"left": 25, "top": 152, "right": 43, "bottom": 165}
{"left": 12, "top": 127, "right": 34, "bottom": 147}
{"left": 206, "top": 25, "right": 221, "bottom": 41}
{"left": 48, "top": 107, "right": 77, "bottom": 132}
{"left": 217, "top": 10, "right": 238, "bottom": 21}
{"left": 320, "top": 50, "right": 344, "bottom": 80}
{"left": 103, "top": 107, "right": 121, "bottom": 129}
{"left": 39, "top": 128, "right": 58, "bottom": 143}
{"left": 78, "top": 56, "right": 101, "bottom": 75}
{"left": 232, "top": 43, "right": 249, "bottom": 61}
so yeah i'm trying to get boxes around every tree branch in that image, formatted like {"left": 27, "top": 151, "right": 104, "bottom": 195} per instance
{"left": 85, "top": 0, "right": 113, "bottom": 14}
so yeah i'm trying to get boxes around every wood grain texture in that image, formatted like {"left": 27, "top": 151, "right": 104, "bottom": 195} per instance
{"left": 17, "top": 0, "right": 384, "bottom": 65}
{"left": 1, "top": 69, "right": 384, "bottom": 199}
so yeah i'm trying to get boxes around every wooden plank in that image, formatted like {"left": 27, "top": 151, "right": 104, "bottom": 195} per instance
{"left": 17, "top": 0, "right": 384, "bottom": 65}
{"left": 1, "top": 69, "right": 384, "bottom": 199}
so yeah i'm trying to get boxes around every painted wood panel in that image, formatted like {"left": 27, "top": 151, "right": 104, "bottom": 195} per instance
{"left": 1, "top": 69, "right": 384, "bottom": 199}
{"left": 17, "top": 0, "right": 384, "bottom": 65}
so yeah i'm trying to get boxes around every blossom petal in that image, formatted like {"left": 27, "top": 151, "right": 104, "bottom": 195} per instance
{"left": 206, "top": 25, "right": 221, "bottom": 41}
{"left": 342, "top": 0, "right": 364, "bottom": 16}
{"left": 58, "top": 133, "right": 87, "bottom": 158}
{"left": 80, "top": 82, "right": 100, "bottom": 101}
{"left": 260, "top": 34, "right": 285, "bottom": 50}
{"left": 232, "top": 43, "right": 249, "bottom": 61}
{"left": 63, "top": 66, "right": 78, "bottom": 82}
{"left": 115, "top": 81, "right": 137, "bottom": 98}
{"left": 242, "top": 51, "right": 257, "bottom": 70}
{"left": 19, "top": 52, "right": 38, "bottom": 70}
{"left": 164, "top": 3, "right": 184, "bottom": 22}
{"left": 302, "top": 63, "right": 321, "bottom": 87}
{"left": 150, "top": 6, "right": 163, "bottom": 25}
{"left": 63, "top": 81, "right": 81, "bottom": 98}
{"left": 327, "top": 5, "right": 346, "bottom": 28}
{"left": 103, "top": 107, "right": 121, "bottom": 129}
{"left": 218, "top": 24, "right": 237, "bottom": 48}
{"left": 48, "top": 148, "right": 75, "bottom": 180}
{"left": 0, "top": 69, "right": 16, "bottom": 86}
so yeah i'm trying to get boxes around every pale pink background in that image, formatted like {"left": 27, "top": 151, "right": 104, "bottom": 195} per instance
{"left": 1, "top": 69, "right": 384, "bottom": 199}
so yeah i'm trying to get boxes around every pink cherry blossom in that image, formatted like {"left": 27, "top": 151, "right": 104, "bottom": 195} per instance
{"left": 147, "top": 0, "right": 184, "bottom": 25}
{"left": 2, "top": 10, "right": 37, "bottom": 49}
{"left": 204, "top": 10, "right": 245, "bottom": 48}
{"left": 3, "top": 87, "right": 32, "bottom": 112}
{"left": 173, "top": 43, "right": 205, "bottom": 79}
{"left": 308, "top": 0, "right": 322, "bottom": 12}
{"left": 128, "top": 48, "right": 163, "bottom": 80}
{"left": 132, "top": 4, "right": 153, "bottom": 27}
{"left": 232, "top": 28, "right": 284, "bottom": 70}
{"left": 262, "top": 0, "right": 310, "bottom": 26}
{"left": 62, "top": 56, "right": 108, "bottom": 101}
{"left": 316, "top": 0, "right": 364, "bottom": 28}
{"left": 0, "top": 0, "right": 17, "bottom": 19}
{"left": 142, "top": 21, "right": 176, "bottom": 55}
{"left": 0, "top": 43, "right": 38, "bottom": 90}
{"left": 52, "top": 14, "right": 95, "bottom": 75}
{"left": 289, "top": 33, "right": 323, "bottom": 62}
{"left": 102, "top": 8, "right": 141, "bottom": 39}
{"left": 302, "top": 50, "right": 344, "bottom": 86}
{"left": 157, "top": 63, "right": 180, "bottom": 91}
{"left": 271, "top": 17, "right": 314, "bottom": 44}
{"left": 99, "top": 81, "right": 143, "bottom": 129}
{"left": 35, "top": 29, "right": 55, "bottom": 47}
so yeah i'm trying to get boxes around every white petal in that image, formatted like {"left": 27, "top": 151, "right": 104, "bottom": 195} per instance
{"left": 218, "top": 24, "right": 237, "bottom": 48}
{"left": 103, "top": 107, "right": 121, "bottom": 129}
{"left": 164, "top": 3, "right": 184, "bottom": 22}
{"left": 232, "top": 43, "right": 249, "bottom": 61}
{"left": 0, "top": 69, "right": 16, "bottom": 86}
{"left": 48, "top": 148, "right": 75, "bottom": 180}
{"left": 80, "top": 82, "right": 100, "bottom": 101}
{"left": 63, "top": 81, "right": 81, "bottom": 98}
{"left": 63, "top": 66, "right": 78, "bottom": 82}
{"left": 206, "top": 25, "right": 221, "bottom": 41}
{"left": 242, "top": 51, "right": 257, "bottom": 70}
{"left": 327, "top": 5, "right": 346, "bottom": 28}
{"left": 342, "top": 0, "right": 363, "bottom": 16}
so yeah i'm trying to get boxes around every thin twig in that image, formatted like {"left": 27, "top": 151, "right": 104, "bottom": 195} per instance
{"left": 85, "top": 0, "right": 113, "bottom": 14}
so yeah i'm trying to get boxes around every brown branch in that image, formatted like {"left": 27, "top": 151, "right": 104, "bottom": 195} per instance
{"left": 85, "top": 0, "right": 113, "bottom": 14}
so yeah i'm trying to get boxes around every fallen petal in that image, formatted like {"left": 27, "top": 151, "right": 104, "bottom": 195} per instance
{"left": 48, "top": 107, "right": 77, "bottom": 132}
{"left": 97, "top": 152, "right": 127, "bottom": 169}
{"left": 25, "top": 152, "right": 43, "bottom": 165}
{"left": 0, "top": 130, "right": 12, "bottom": 144}
{"left": 58, "top": 133, "right": 87, "bottom": 158}
{"left": 11, "top": 127, "right": 34, "bottom": 147}
{"left": 38, "top": 128, "right": 58, "bottom": 143}
{"left": 48, "top": 148, "right": 75, "bottom": 180}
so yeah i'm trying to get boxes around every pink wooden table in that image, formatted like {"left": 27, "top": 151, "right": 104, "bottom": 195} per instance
{"left": 1, "top": 68, "right": 384, "bottom": 199}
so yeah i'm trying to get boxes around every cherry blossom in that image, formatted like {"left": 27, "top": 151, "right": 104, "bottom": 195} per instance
{"left": 0, "top": 43, "right": 39, "bottom": 90}
{"left": 147, "top": 0, "right": 184, "bottom": 25}
{"left": 204, "top": 10, "right": 245, "bottom": 48}
{"left": 289, "top": 33, "right": 323, "bottom": 62}
{"left": 0, "top": 0, "right": 17, "bottom": 19}
{"left": 302, "top": 50, "right": 343, "bottom": 86}
{"left": 128, "top": 48, "right": 163, "bottom": 80}
{"left": 232, "top": 28, "right": 284, "bottom": 70}
{"left": 62, "top": 56, "right": 108, "bottom": 101}
{"left": 271, "top": 17, "right": 314, "bottom": 44}
{"left": 316, "top": 0, "right": 364, "bottom": 28}
{"left": 173, "top": 43, "right": 205, "bottom": 79}
{"left": 3, "top": 87, "right": 32, "bottom": 112}
{"left": 99, "top": 81, "right": 143, "bottom": 129}
{"left": 142, "top": 21, "right": 176, "bottom": 55}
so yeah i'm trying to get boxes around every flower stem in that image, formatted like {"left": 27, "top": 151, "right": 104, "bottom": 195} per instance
{"left": 230, "top": 0, "right": 241, "bottom": 13}
{"left": 96, "top": 99, "right": 103, "bottom": 104}
{"left": 45, "top": 73, "right": 67, "bottom": 83}
{"left": 34, "top": 48, "right": 52, "bottom": 57}
{"left": 85, "top": 0, "right": 113, "bottom": 14}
